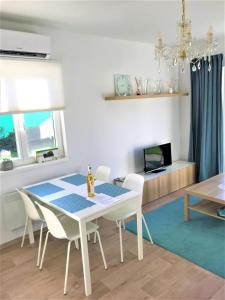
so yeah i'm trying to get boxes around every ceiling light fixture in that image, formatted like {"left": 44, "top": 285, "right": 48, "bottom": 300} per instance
{"left": 154, "top": 0, "right": 218, "bottom": 72}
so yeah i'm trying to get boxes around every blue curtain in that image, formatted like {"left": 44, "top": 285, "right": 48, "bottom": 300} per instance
{"left": 189, "top": 54, "right": 224, "bottom": 182}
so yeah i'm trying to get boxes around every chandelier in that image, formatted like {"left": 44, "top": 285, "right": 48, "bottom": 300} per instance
{"left": 154, "top": 0, "right": 218, "bottom": 73}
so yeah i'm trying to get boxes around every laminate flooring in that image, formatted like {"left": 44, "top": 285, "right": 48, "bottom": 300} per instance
{"left": 0, "top": 190, "right": 224, "bottom": 300}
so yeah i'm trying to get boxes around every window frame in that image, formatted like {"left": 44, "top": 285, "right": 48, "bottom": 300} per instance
{"left": 0, "top": 110, "right": 66, "bottom": 168}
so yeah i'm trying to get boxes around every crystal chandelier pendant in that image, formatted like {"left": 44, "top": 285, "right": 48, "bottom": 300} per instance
{"left": 192, "top": 65, "right": 197, "bottom": 72}
{"left": 154, "top": 0, "right": 218, "bottom": 73}
{"left": 208, "top": 63, "right": 212, "bottom": 72}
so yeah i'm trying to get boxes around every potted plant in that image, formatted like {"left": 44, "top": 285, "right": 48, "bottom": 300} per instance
{"left": 0, "top": 150, "right": 14, "bottom": 171}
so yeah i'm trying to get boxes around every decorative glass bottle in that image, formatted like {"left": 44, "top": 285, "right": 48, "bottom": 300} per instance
{"left": 87, "top": 165, "right": 95, "bottom": 197}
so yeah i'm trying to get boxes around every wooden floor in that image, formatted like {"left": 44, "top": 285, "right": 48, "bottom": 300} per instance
{"left": 0, "top": 190, "right": 224, "bottom": 300}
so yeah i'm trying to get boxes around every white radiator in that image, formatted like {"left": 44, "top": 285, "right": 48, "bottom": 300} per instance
{"left": 2, "top": 191, "right": 26, "bottom": 231}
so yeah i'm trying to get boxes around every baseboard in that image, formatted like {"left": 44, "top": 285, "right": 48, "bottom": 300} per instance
{"left": 0, "top": 228, "right": 47, "bottom": 250}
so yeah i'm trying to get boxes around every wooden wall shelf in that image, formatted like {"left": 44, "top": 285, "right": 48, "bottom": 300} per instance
{"left": 104, "top": 92, "right": 189, "bottom": 101}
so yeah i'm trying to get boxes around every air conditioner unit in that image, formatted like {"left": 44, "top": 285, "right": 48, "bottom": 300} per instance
{"left": 0, "top": 29, "right": 51, "bottom": 59}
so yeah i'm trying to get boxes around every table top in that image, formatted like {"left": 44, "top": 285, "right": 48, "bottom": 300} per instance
{"left": 185, "top": 173, "right": 225, "bottom": 204}
{"left": 23, "top": 173, "right": 139, "bottom": 222}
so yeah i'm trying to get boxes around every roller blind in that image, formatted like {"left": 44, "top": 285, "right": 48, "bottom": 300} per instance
{"left": 0, "top": 59, "right": 65, "bottom": 114}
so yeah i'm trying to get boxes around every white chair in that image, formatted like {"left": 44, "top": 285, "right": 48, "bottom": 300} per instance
{"left": 95, "top": 165, "right": 111, "bottom": 182}
{"left": 92, "top": 165, "right": 111, "bottom": 243}
{"left": 103, "top": 173, "right": 154, "bottom": 263}
{"left": 36, "top": 202, "right": 107, "bottom": 295}
{"left": 17, "top": 189, "right": 44, "bottom": 267}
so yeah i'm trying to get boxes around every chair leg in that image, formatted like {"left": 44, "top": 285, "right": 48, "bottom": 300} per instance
{"left": 93, "top": 232, "right": 97, "bottom": 244}
{"left": 95, "top": 231, "right": 107, "bottom": 269}
{"left": 39, "top": 231, "right": 50, "bottom": 270}
{"left": 21, "top": 216, "right": 29, "bottom": 248}
{"left": 118, "top": 221, "right": 124, "bottom": 263}
{"left": 142, "top": 215, "right": 154, "bottom": 244}
{"left": 93, "top": 219, "right": 98, "bottom": 244}
{"left": 74, "top": 239, "right": 79, "bottom": 250}
{"left": 64, "top": 240, "right": 72, "bottom": 295}
{"left": 37, "top": 222, "right": 44, "bottom": 267}
{"left": 87, "top": 234, "right": 91, "bottom": 241}
{"left": 122, "top": 220, "right": 126, "bottom": 230}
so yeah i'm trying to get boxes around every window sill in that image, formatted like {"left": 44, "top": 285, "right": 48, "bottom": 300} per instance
{"left": 0, "top": 157, "right": 69, "bottom": 176}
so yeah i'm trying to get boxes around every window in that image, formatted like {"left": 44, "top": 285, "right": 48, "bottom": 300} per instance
{"left": 0, "top": 58, "right": 66, "bottom": 167}
{"left": 0, "top": 114, "right": 18, "bottom": 158}
{"left": 0, "top": 111, "right": 66, "bottom": 167}
{"left": 24, "top": 112, "right": 56, "bottom": 155}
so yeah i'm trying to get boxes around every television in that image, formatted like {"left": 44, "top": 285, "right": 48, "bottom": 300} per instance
{"left": 144, "top": 143, "right": 172, "bottom": 173}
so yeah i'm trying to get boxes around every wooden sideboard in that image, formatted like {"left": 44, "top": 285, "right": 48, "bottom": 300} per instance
{"left": 140, "top": 161, "right": 196, "bottom": 205}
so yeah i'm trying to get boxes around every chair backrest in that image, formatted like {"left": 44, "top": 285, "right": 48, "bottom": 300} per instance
{"left": 122, "top": 173, "right": 144, "bottom": 206}
{"left": 17, "top": 189, "right": 41, "bottom": 221}
{"left": 35, "top": 202, "right": 67, "bottom": 239}
{"left": 95, "top": 165, "right": 111, "bottom": 182}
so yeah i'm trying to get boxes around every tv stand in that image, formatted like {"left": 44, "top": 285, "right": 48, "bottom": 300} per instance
{"left": 140, "top": 161, "right": 196, "bottom": 205}
{"left": 150, "top": 168, "right": 166, "bottom": 174}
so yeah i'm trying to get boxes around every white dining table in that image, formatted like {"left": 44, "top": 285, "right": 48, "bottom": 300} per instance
{"left": 23, "top": 173, "right": 143, "bottom": 296}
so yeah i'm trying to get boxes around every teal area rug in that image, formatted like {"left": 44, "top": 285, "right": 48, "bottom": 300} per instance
{"left": 125, "top": 197, "right": 225, "bottom": 278}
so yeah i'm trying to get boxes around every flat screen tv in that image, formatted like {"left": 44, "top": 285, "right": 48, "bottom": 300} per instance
{"left": 144, "top": 143, "right": 172, "bottom": 173}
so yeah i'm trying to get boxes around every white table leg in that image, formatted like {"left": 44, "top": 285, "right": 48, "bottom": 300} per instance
{"left": 136, "top": 202, "right": 143, "bottom": 260}
{"left": 79, "top": 219, "right": 92, "bottom": 296}
{"left": 184, "top": 193, "right": 190, "bottom": 221}
{"left": 27, "top": 218, "right": 34, "bottom": 244}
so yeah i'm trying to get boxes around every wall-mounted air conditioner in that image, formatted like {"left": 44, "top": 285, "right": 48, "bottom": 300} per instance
{"left": 0, "top": 29, "right": 51, "bottom": 59}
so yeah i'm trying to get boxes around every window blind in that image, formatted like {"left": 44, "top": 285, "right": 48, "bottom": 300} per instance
{"left": 0, "top": 59, "right": 65, "bottom": 114}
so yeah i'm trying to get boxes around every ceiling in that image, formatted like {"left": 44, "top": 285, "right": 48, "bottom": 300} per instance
{"left": 0, "top": 0, "right": 224, "bottom": 44}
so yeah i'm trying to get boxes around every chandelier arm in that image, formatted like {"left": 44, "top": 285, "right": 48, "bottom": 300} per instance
{"left": 191, "top": 57, "right": 201, "bottom": 65}
{"left": 182, "top": 0, "right": 186, "bottom": 23}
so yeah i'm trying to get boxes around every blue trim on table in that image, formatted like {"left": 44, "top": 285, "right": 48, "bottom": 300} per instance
{"left": 50, "top": 193, "right": 95, "bottom": 213}
{"left": 26, "top": 183, "right": 64, "bottom": 197}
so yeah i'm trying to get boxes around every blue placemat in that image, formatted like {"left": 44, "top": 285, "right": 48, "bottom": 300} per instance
{"left": 95, "top": 183, "right": 130, "bottom": 197}
{"left": 50, "top": 193, "right": 95, "bottom": 213}
{"left": 61, "top": 174, "right": 86, "bottom": 186}
{"left": 26, "top": 183, "right": 64, "bottom": 197}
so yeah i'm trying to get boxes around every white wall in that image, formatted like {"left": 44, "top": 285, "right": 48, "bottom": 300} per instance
{"left": 0, "top": 24, "right": 180, "bottom": 244}
{"left": 179, "top": 67, "right": 191, "bottom": 160}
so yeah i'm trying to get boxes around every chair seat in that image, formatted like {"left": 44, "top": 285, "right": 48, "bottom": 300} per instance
{"left": 104, "top": 207, "right": 136, "bottom": 222}
{"left": 60, "top": 217, "right": 98, "bottom": 240}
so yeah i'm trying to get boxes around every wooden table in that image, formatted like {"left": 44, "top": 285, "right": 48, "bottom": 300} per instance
{"left": 23, "top": 173, "right": 143, "bottom": 296}
{"left": 184, "top": 173, "right": 225, "bottom": 221}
